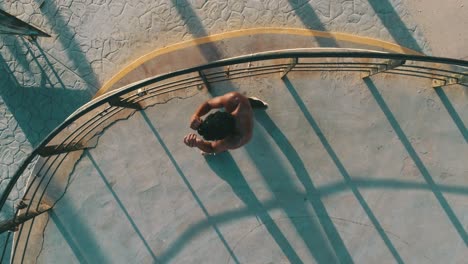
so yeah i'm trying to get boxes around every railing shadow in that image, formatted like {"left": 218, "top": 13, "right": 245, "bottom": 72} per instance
{"left": 206, "top": 152, "right": 305, "bottom": 264}
{"left": 0, "top": 49, "right": 89, "bottom": 146}
{"left": 1, "top": 36, "right": 33, "bottom": 74}
{"left": 167, "top": 6, "right": 327, "bottom": 260}
{"left": 0, "top": 202, "right": 14, "bottom": 263}
{"left": 367, "top": 0, "right": 423, "bottom": 53}
{"left": 319, "top": 177, "right": 468, "bottom": 198}
{"left": 140, "top": 110, "right": 240, "bottom": 264}
{"left": 171, "top": 0, "right": 222, "bottom": 61}
{"left": 253, "top": 110, "right": 353, "bottom": 263}
{"left": 33, "top": 0, "right": 100, "bottom": 93}
{"left": 434, "top": 87, "right": 468, "bottom": 142}
{"left": 367, "top": 0, "right": 467, "bottom": 143}
{"left": 243, "top": 119, "right": 347, "bottom": 263}
{"left": 49, "top": 211, "right": 87, "bottom": 264}
{"left": 86, "top": 150, "right": 159, "bottom": 263}
{"left": 48, "top": 195, "right": 109, "bottom": 263}
{"left": 283, "top": 77, "right": 404, "bottom": 263}
{"left": 169, "top": 6, "right": 350, "bottom": 260}
{"left": 25, "top": 38, "right": 79, "bottom": 94}
{"left": 156, "top": 198, "right": 280, "bottom": 263}
{"left": 171, "top": 0, "right": 239, "bottom": 100}
{"left": 364, "top": 78, "right": 468, "bottom": 246}
{"left": 126, "top": 172, "right": 468, "bottom": 264}
{"left": 287, "top": 0, "right": 338, "bottom": 47}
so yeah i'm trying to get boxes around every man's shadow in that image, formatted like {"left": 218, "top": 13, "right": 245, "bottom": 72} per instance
{"left": 205, "top": 152, "right": 304, "bottom": 264}
{"left": 205, "top": 110, "right": 353, "bottom": 263}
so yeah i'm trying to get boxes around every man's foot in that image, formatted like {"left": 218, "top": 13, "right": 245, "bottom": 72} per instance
{"left": 248, "top": 97, "right": 268, "bottom": 109}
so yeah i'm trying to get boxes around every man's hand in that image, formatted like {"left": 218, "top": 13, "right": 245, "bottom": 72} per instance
{"left": 190, "top": 115, "right": 202, "bottom": 130}
{"left": 183, "top": 133, "right": 200, "bottom": 148}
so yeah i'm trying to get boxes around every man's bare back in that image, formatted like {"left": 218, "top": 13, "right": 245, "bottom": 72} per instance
{"left": 183, "top": 92, "right": 254, "bottom": 154}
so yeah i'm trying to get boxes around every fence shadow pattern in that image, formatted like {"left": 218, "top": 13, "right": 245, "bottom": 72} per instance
{"left": 0, "top": 49, "right": 467, "bottom": 263}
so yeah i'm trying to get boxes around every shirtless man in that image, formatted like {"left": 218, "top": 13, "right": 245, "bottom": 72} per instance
{"left": 183, "top": 92, "right": 267, "bottom": 154}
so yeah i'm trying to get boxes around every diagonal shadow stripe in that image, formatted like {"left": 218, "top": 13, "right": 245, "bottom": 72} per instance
{"left": 34, "top": 0, "right": 99, "bottom": 93}
{"left": 140, "top": 110, "right": 240, "bottom": 264}
{"left": 50, "top": 211, "right": 88, "bottom": 264}
{"left": 170, "top": 3, "right": 333, "bottom": 261}
{"left": 155, "top": 170, "right": 468, "bottom": 263}
{"left": 434, "top": 87, "right": 468, "bottom": 142}
{"left": 318, "top": 177, "right": 468, "bottom": 198}
{"left": 283, "top": 76, "right": 404, "bottom": 263}
{"left": 364, "top": 78, "right": 468, "bottom": 246}
{"left": 86, "top": 151, "right": 160, "bottom": 263}
{"left": 244, "top": 124, "right": 343, "bottom": 263}
{"left": 0, "top": 203, "right": 14, "bottom": 263}
{"left": 207, "top": 152, "right": 305, "bottom": 264}
{"left": 171, "top": 0, "right": 222, "bottom": 61}
{"left": 48, "top": 195, "right": 109, "bottom": 263}
{"left": 367, "top": 0, "right": 423, "bottom": 53}
{"left": 254, "top": 110, "right": 354, "bottom": 263}
{"left": 288, "top": 0, "right": 338, "bottom": 47}
{"left": 367, "top": 0, "right": 467, "bottom": 142}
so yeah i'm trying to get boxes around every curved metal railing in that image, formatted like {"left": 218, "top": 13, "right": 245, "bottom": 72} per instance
{"left": 1, "top": 48, "right": 467, "bottom": 262}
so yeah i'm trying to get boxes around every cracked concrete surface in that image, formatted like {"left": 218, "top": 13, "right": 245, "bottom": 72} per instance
{"left": 0, "top": 0, "right": 467, "bottom": 263}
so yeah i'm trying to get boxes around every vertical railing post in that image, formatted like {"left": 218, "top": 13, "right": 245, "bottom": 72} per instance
{"left": 432, "top": 73, "right": 467, "bottom": 88}
{"left": 0, "top": 203, "right": 51, "bottom": 233}
{"left": 281, "top": 57, "right": 298, "bottom": 79}
{"left": 108, "top": 96, "right": 143, "bottom": 110}
{"left": 198, "top": 70, "right": 211, "bottom": 91}
{"left": 362, "top": 59, "right": 405, "bottom": 78}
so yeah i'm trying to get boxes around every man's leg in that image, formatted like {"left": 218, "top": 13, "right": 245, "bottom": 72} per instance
{"left": 248, "top": 97, "right": 268, "bottom": 109}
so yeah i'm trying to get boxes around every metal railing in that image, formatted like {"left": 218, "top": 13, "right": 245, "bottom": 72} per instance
{"left": 0, "top": 48, "right": 467, "bottom": 262}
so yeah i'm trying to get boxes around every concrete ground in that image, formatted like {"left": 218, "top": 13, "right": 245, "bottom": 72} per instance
{"left": 25, "top": 70, "right": 468, "bottom": 264}
{"left": 0, "top": 0, "right": 467, "bottom": 263}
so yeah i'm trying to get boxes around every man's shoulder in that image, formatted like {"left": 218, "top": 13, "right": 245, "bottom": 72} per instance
{"left": 221, "top": 92, "right": 248, "bottom": 112}
{"left": 224, "top": 92, "right": 247, "bottom": 101}
{"left": 226, "top": 92, "right": 251, "bottom": 107}
{"left": 225, "top": 91, "right": 242, "bottom": 96}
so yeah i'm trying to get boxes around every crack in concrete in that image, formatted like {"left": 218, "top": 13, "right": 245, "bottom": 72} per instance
{"left": 230, "top": 213, "right": 420, "bottom": 262}
{"left": 15, "top": 91, "right": 200, "bottom": 262}
{"left": 49, "top": 151, "right": 85, "bottom": 209}
{"left": 329, "top": 216, "right": 411, "bottom": 246}
{"left": 86, "top": 90, "right": 200, "bottom": 151}
{"left": 34, "top": 213, "right": 50, "bottom": 264}
{"left": 228, "top": 221, "right": 263, "bottom": 264}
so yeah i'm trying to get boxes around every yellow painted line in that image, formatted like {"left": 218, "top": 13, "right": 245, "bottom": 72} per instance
{"left": 95, "top": 27, "right": 422, "bottom": 98}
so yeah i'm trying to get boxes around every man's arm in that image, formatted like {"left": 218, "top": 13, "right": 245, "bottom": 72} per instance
{"left": 194, "top": 97, "right": 223, "bottom": 116}
{"left": 190, "top": 96, "right": 225, "bottom": 129}
{"left": 190, "top": 92, "right": 243, "bottom": 129}
{"left": 183, "top": 133, "right": 231, "bottom": 153}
